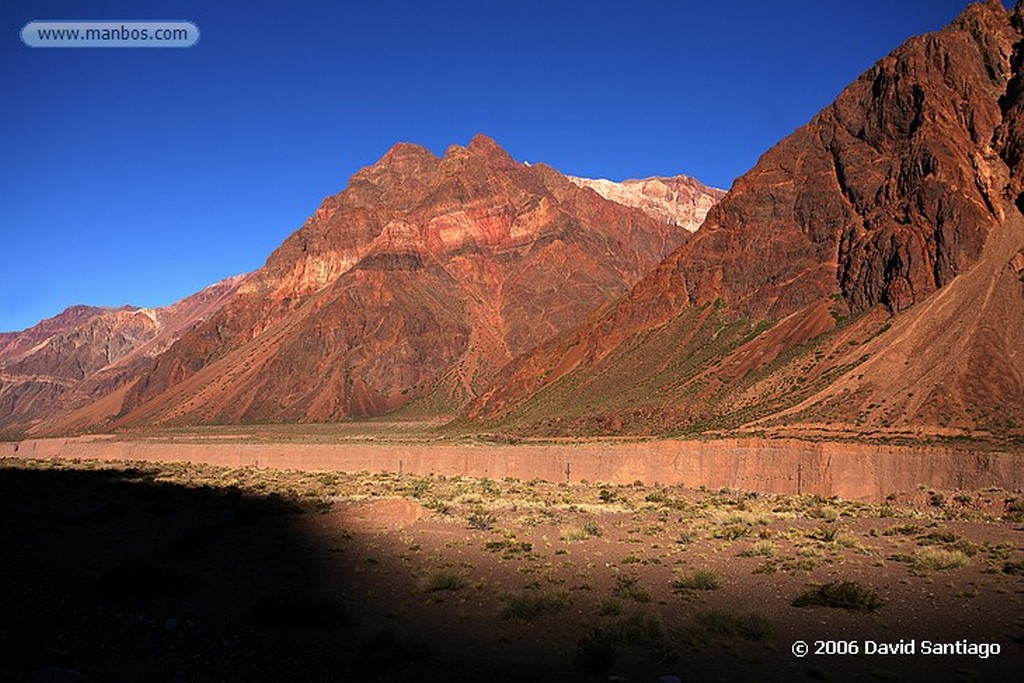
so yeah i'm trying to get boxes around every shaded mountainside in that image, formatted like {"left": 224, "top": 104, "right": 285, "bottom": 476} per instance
{"left": 0, "top": 275, "right": 247, "bottom": 436}
{"left": 81, "top": 135, "right": 715, "bottom": 431}
{"left": 469, "top": 1, "right": 1024, "bottom": 444}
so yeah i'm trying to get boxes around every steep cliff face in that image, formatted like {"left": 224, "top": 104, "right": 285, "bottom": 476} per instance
{"left": 0, "top": 275, "right": 247, "bottom": 435}
{"left": 101, "top": 135, "right": 695, "bottom": 429}
{"left": 655, "top": 0, "right": 1014, "bottom": 319}
{"left": 567, "top": 175, "right": 725, "bottom": 232}
{"left": 472, "top": 1, "right": 1024, "bottom": 442}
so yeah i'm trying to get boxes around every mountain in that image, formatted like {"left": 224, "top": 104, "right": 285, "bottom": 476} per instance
{"left": 0, "top": 275, "right": 247, "bottom": 436}
{"left": 469, "top": 0, "right": 1024, "bottom": 444}
{"left": 567, "top": 175, "right": 725, "bottom": 232}
{"left": 48, "top": 134, "right": 720, "bottom": 432}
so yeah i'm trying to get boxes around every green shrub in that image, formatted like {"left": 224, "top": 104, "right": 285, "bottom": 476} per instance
{"left": 792, "top": 581, "right": 881, "bottom": 611}
{"left": 612, "top": 574, "right": 651, "bottom": 603}
{"left": 484, "top": 539, "right": 532, "bottom": 555}
{"left": 467, "top": 510, "right": 495, "bottom": 530}
{"left": 575, "top": 625, "right": 621, "bottom": 673}
{"left": 913, "top": 547, "right": 970, "bottom": 572}
{"left": 597, "top": 597, "right": 624, "bottom": 616}
{"left": 740, "top": 540, "right": 778, "bottom": 557}
{"left": 499, "top": 591, "right": 572, "bottom": 621}
{"left": 561, "top": 520, "right": 602, "bottom": 542}
{"left": 1002, "top": 559, "right": 1024, "bottom": 575}
{"left": 427, "top": 571, "right": 466, "bottom": 592}
{"left": 1005, "top": 497, "right": 1024, "bottom": 521}
{"left": 689, "top": 610, "right": 772, "bottom": 643}
{"left": 575, "top": 614, "right": 664, "bottom": 673}
{"left": 673, "top": 569, "right": 721, "bottom": 591}
{"left": 915, "top": 531, "right": 979, "bottom": 557}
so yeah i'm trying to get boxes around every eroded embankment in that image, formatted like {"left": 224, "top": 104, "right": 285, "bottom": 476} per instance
{"left": 2, "top": 436, "right": 1020, "bottom": 502}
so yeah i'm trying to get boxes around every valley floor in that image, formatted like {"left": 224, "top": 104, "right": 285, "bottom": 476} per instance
{"left": 1, "top": 457, "right": 1022, "bottom": 682}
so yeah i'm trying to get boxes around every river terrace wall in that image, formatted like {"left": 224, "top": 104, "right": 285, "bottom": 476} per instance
{"left": 2, "top": 436, "right": 1020, "bottom": 502}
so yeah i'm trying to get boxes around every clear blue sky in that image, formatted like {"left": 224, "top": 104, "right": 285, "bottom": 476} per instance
{"left": 0, "top": 1, "right": 1006, "bottom": 332}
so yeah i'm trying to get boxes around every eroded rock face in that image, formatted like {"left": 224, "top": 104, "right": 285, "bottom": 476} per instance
{"left": 567, "top": 175, "right": 725, "bottom": 232}
{"left": 0, "top": 275, "right": 247, "bottom": 435}
{"left": 666, "top": 0, "right": 1016, "bottom": 318}
{"left": 472, "top": 1, "right": 1024, "bottom": 439}
{"left": 104, "top": 135, "right": 694, "bottom": 428}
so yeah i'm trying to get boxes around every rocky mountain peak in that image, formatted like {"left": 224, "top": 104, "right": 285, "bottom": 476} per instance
{"left": 87, "top": 132, "right": 700, "bottom": 430}
{"left": 466, "top": 132, "right": 508, "bottom": 158}
{"left": 469, "top": 0, "right": 1024, "bottom": 441}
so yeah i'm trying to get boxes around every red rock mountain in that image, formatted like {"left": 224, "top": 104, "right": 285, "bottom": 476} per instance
{"left": 0, "top": 275, "right": 247, "bottom": 436}
{"left": 472, "top": 1, "right": 1024, "bottom": 444}
{"left": 567, "top": 175, "right": 725, "bottom": 232}
{"left": 56, "top": 135, "right": 713, "bottom": 431}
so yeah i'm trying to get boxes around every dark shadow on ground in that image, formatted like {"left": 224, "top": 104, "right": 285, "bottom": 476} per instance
{"left": 0, "top": 464, "right": 357, "bottom": 681}
{"left": 2, "top": 462, "right": 1022, "bottom": 682}
{"left": 0, "top": 463, "right": 620, "bottom": 682}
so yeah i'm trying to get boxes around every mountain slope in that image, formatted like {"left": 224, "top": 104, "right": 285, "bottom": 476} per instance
{"left": 85, "top": 135, "right": 718, "bottom": 430}
{"left": 0, "top": 275, "right": 247, "bottom": 436}
{"left": 470, "top": 1, "right": 1024, "bottom": 443}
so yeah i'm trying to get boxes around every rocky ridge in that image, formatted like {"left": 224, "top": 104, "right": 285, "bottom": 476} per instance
{"left": 56, "top": 135, "right": 716, "bottom": 432}
{"left": 0, "top": 275, "right": 247, "bottom": 435}
{"left": 470, "top": 0, "right": 1024, "bottom": 443}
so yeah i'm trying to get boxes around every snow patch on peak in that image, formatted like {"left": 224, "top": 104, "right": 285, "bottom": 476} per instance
{"left": 567, "top": 174, "right": 726, "bottom": 232}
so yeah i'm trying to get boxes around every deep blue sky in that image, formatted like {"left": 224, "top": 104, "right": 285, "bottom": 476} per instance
{"left": 0, "top": 1, "right": 1007, "bottom": 332}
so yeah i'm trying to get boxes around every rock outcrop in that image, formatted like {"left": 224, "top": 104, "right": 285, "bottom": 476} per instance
{"left": 472, "top": 1, "right": 1024, "bottom": 442}
{"left": 567, "top": 175, "right": 725, "bottom": 232}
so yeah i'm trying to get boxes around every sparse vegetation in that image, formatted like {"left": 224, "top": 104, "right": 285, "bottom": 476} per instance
{"left": 2, "top": 456, "right": 1018, "bottom": 683}
{"left": 686, "top": 609, "right": 773, "bottom": 644}
{"left": 499, "top": 591, "right": 572, "bottom": 621}
{"left": 612, "top": 574, "right": 651, "bottom": 603}
{"left": 561, "top": 519, "right": 602, "bottom": 542}
{"left": 596, "top": 596, "right": 624, "bottom": 616}
{"left": 740, "top": 539, "right": 778, "bottom": 557}
{"left": 467, "top": 509, "right": 496, "bottom": 530}
{"left": 912, "top": 547, "right": 971, "bottom": 573}
{"left": 1002, "top": 559, "right": 1024, "bottom": 575}
{"left": 427, "top": 570, "right": 466, "bottom": 592}
{"left": 792, "top": 581, "right": 882, "bottom": 611}
{"left": 484, "top": 539, "right": 532, "bottom": 556}
{"left": 673, "top": 569, "right": 721, "bottom": 591}
{"left": 575, "top": 614, "right": 664, "bottom": 673}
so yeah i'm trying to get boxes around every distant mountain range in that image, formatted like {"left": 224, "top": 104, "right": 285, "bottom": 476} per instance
{"left": 3, "top": 0, "right": 1022, "bottom": 447}
{"left": 566, "top": 175, "right": 725, "bottom": 232}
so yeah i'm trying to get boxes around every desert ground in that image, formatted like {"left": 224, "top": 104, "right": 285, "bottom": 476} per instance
{"left": 1, "top": 434, "right": 1022, "bottom": 681}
